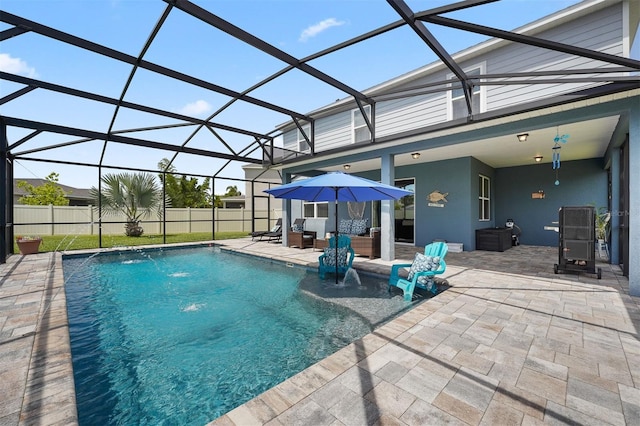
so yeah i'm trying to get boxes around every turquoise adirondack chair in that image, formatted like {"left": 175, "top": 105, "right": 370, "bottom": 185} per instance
{"left": 388, "top": 242, "right": 448, "bottom": 300}
{"left": 318, "top": 235, "right": 355, "bottom": 279}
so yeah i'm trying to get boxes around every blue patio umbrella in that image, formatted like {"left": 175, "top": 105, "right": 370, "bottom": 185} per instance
{"left": 265, "top": 171, "right": 412, "bottom": 282}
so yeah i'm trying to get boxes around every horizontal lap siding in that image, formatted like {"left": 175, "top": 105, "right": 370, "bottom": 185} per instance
{"left": 377, "top": 94, "right": 447, "bottom": 138}
{"left": 282, "top": 5, "right": 623, "bottom": 153}
{"left": 283, "top": 131, "right": 298, "bottom": 152}
{"left": 487, "top": 5, "right": 622, "bottom": 110}
{"left": 314, "top": 111, "right": 352, "bottom": 150}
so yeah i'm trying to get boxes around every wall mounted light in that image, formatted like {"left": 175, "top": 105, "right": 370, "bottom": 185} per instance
{"left": 517, "top": 133, "right": 529, "bottom": 142}
{"left": 411, "top": 152, "right": 420, "bottom": 159}
{"left": 534, "top": 155, "right": 543, "bottom": 162}
{"left": 343, "top": 164, "right": 351, "bottom": 170}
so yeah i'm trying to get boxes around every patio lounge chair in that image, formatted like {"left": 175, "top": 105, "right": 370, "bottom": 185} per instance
{"left": 251, "top": 219, "right": 282, "bottom": 241}
{"left": 288, "top": 218, "right": 316, "bottom": 248}
{"left": 388, "top": 242, "right": 448, "bottom": 300}
{"left": 260, "top": 221, "right": 284, "bottom": 243}
{"left": 318, "top": 235, "right": 355, "bottom": 279}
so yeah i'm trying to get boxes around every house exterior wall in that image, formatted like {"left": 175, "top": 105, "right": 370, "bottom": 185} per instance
{"left": 495, "top": 158, "right": 608, "bottom": 247}
{"left": 390, "top": 157, "right": 606, "bottom": 250}
{"left": 277, "top": 158, "right": 607, "bottom": 251}
{"left": 282, "top": 4, "right": 623, "bottom": 153}
{"left": 395, "top": 157, "right": 475, "bottom": 250}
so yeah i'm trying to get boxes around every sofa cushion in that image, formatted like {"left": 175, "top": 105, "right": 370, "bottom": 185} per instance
{"left": 351, "top": 219, "right": 368, "bottom": 236}
{"left": 323, "top": 247, "right": 349, "bottom": 267}
{"left": 338, "top": 219, "right": 352, "bottom": 234}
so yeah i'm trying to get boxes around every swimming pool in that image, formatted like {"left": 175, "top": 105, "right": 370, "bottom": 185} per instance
{"left": 63, "top": 245, "right": 413, "bottom": 425}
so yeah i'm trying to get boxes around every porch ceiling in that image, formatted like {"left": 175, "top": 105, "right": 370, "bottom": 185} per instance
{"left": 318, "top": 115, "right": 620, "bottom": 173}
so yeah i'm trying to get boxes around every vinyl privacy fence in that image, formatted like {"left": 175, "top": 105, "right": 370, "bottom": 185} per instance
{"left": 13, "top": 205, "right": 282, "bottom": 236}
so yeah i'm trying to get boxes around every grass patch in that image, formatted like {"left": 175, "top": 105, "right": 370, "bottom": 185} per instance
{"left": 14, "top": 232, "right": 250, "bottom": 253}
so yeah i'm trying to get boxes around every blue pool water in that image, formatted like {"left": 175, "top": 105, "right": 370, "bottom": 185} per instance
{"left": 63, "top": 246, "right": 411, "bottom": 425}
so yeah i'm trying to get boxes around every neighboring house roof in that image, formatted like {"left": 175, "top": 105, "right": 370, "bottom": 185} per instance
{"left": 219, "top": 195, "right": 245, "bottom": 203}
{"left": 13, "top": 179, "right": 92, "bottom": 202}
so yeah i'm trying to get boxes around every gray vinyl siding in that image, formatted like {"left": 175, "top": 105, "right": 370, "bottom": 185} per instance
{"left": 282, "top": 4, "right": 623, "bottom": 153}
{"left": 283, "top": 131, "right": 298, "bottom": 152}
{"left": 487, "top": 5, "right": 623, "bottom": 109}
{"left": 314, "top": 111, "right": 352, "bottom": 150}
{"left": 376, "top": 94, "right": 447, "bottom": 138}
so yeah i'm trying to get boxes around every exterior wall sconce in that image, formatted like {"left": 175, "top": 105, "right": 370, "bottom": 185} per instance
{"left": 517, "top": 133, "right": 529, "bottom": 142}
{"left": 411, "top": 152, "right": 420, "bottom": 159}
{"left": 531, "top": 190, "right": 545, "bottom": 199}
{"left": 534, "top": 155, "right": 543, "bottom": 162}
{"left": 343, "top": 164, "right": 351, "bottom": 170}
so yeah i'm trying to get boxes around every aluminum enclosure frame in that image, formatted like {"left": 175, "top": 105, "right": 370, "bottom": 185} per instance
{"left": 1, "top": 0, "right": 639, "bottom": 262}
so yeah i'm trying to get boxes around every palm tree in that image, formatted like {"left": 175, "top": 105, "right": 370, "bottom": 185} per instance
{"left": 91, "top": 172, "right": 165, "bottom": 237}
{"left": 225, "top": 185, "right": 241, "bottom": 196}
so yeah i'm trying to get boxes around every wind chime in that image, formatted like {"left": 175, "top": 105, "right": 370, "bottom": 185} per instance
{"left": 552, "top": 129, "right": 569, "bottom": 185}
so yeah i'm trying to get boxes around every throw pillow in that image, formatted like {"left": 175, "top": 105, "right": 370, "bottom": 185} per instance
{"left": 338, "top": 219, "right": 352, "bottom": 234}
{"left": 270, "top": 224, "right": 281, "bottom": 232}
{"left": 323, "top": 247, "right": 348, "bottom": 267}
{"left": 407, "top": 253, "right": 440, "bottom": 280}
{"left": 292, "top": 223, "right": 303, "bottom": 232}
{"left": 351, "top": 219, "right": 368, "bottom": 236}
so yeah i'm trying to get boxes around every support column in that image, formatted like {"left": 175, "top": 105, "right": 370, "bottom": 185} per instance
{"left": 629, "top": 103, "right": 639, "bottom": 296}
{"left": 380, "top": 154, "right": 395, "bottom": 261}
{"left": 281, "top": 173, "right": 292, "bottom": 247}
{"left": 610, "top": 149, "right": 620, "bottom": 265}
{"left": 0, "top": 118, "right": 7, "bottom": 263}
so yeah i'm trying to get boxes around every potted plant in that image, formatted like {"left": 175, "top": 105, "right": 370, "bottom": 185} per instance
{"left": 16, "top": 235, "right": 42, "bottom": 255}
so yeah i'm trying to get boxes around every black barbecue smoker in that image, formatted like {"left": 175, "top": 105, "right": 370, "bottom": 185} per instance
{"left": 554, "top": 206, "right": 602, "bottom": 279}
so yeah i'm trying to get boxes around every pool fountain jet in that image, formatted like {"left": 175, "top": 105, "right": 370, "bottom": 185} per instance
{"left": 340, "top": 268, "right": 362, "bottom": 287}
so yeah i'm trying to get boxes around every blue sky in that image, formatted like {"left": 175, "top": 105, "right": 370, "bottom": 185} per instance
{"left": 1, "top": 0, "right": 582, "bottom": 193}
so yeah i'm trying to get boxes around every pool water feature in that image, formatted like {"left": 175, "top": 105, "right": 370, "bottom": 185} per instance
{"left": 63, "top": 246, "right": 414, "bottom": 425}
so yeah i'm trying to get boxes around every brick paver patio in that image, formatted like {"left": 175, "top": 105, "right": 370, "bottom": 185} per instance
{"left": 1, "top": 240, "right": 638, "bottom": 425}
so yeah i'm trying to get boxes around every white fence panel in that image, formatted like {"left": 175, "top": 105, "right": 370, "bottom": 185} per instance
{"left": 14, "top": 205, "right": 282, "bottom": 236}
{"left": 190, "top": 208, "right": 214, "bottom": 233}
{"left": 165, "top": 208, "right": 191, "bottom": 234}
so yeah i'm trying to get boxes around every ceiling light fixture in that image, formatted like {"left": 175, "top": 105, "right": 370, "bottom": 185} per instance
{"left": 343, "top": 164, "right": 351, "bottom": 170}
{"left": 517, "top": 133, "right": 529, "bottom": 142}
{"left": 534, "top": 155, "right": 543, "bottom": 162}
{"left": 411, "top": 152, "right": 420, "bottom": 159}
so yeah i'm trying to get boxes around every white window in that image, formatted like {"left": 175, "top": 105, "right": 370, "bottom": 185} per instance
{"left": 479, "top": 174, "right": 490, "bottom": 221}
{"left": 297, "top": 124, "right": 311, "bottom": 153}
{"left": 448, "top": 66, "right": 483, "bottom": 120}
{"left": 303, "top": 202, "right": 329, "bottom": 218}
{"left": 352, "top": 105, "right": 371, "bottom": 143}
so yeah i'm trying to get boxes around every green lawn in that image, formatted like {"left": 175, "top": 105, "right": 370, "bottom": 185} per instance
{"left": 14, "top": 232, "right": 250, "bottom": 253}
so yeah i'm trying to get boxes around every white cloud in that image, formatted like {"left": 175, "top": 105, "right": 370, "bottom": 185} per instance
{"left": 299, "top": 18, "right": 346, "bottom": 42}
{"left": 178, "top": 100, "right": 211, "bottom": 116}
{"left": 0, "top": 53, "right": 37, "bottom": 78}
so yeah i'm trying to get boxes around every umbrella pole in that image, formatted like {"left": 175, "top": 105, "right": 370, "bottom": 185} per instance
{"left": 334, "top": 194, "right": 339, "bottom": 284}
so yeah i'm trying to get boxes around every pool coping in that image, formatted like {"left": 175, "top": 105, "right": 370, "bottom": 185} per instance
{"left": 0, "top": 252, "right": 78, "bottom": 425}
